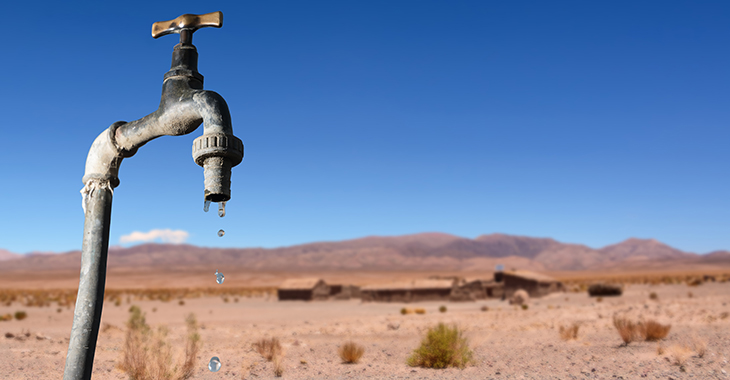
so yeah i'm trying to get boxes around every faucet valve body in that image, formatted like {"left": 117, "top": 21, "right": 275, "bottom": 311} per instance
{"left": 192, "top": 132, "right": 244, "bottom": 202}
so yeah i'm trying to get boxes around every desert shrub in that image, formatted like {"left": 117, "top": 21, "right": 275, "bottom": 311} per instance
{"left": 521, "top": 304, "right": 529, "bottom": 310}
{"left": 0, "top": 313, "right": 12, "bottom": 321}
{"left": 596, "top": 297, "right": 603, "bottom": 303}
{"left": 401, "top": 308, "right": 413, "bottom": 315}
{"left": 667, "top": 344, "right": 692, "bottom": 366}
{"left": 613, "top": 316, "right": 639, "bottom": 345}
{"left": 649, "top": 292, "right": 658, "bottom": 301}
{"left": 178, "top": 300, "right": 185, "bottom": 306}
{"left": 14, "top": 311, "right": 27, "bottom": 320}
{"left": 639, "top": 320, "right": 671, "bottom": 341}
{"left": 339, "top": 341, "right": 365, "bottom": 364}
{"left": 439, "top": 306, "right": 447, "bottom": 313}
{"left": 480, "top": 306, "right": 489, "bottom": 312}
{"left": 720, "top": 312, "right": 729, "bottom": 320}
{"left": 657, "top": 344, "right": 665, "bottom": 355}
{"left": 559, "top": 322, "right": 580, "bottom": 340}
{"left": 588, "top": 283, "right": 622, "bottom": 297}
{"left": 253, "top": 337, "right": 282, "bottom": 361}
{"left": 57, "top": 308, "right": 62, "bottom": 313}
{"left": 407, "top": 323, "right": 473, "bottom": 369}
{"left": 116, "top": 305, "right": 200, "bottom": 380}
{"left": 415, "top": 308, "right": 426, "bottom": 315}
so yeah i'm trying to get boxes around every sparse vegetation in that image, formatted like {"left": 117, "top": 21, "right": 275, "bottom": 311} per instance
{"left": 178, "top": 300, "right": 185, "bottom": 306}
{"left": 667, "top": 344, "right": 692, "bottom": 366}
{"left": 613, "top": 316, "right": 639, "bottom": 345}
{"left": 687, "top": 292, "right": 693, "bottom": 298}
{"left": 339, "top": 341, "right": 365, "bottom": 364}
{"left": 657, "top": 344, "right": 665, "bottom": 355}
{"left": 439, "top": 305, "right": 447, "bottom": 313}
{"left": 596, "top": 297, "right": 603, "bottom": 302}
{"left": 415, "top": 308, "right": 426, "bottom": 315}
{"left": 521, "top": 304, "right": 529, "bottom": 310}
{"left": 401, "top": 308, "right": 413, "bottom": 315}
{"left": 480, "top": 306, "right": 489, "bottom": 312}
{"left": 639, "top": 320, "right": 671, "bottom": 341}
{"left": 0, "top": 313, "right": 12, "bottom": 321}
{"left": 407, "top": 323, "right": 473, "bottom": 369}
{"left": 559, "top": 322, "right": 580, "bottom": 340}
{"left": 253, "top": 337, "right": 283, "bottom": 361}
{"left": 588, "top": 283, "right": 622, "bottom": 297}
{"left": 116, "top": 305, "right": 200, "bottom": 380}
{"left": 649, "top": 292, "right": 658, "bottom": 300}
{"left": 14, "top": 311, "right": 27, "bottom": 320}
{"left": 691, "top": 336, "right": 707, "bottom": 358}
{"left": 272, "top": 354, "right": 284, "bottom": 377}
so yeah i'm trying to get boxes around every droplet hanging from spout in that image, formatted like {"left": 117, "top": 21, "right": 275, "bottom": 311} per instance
{"left": 204, "top": 200, "right": 211, "bottom": 212}
{"left": 218, "top": 201, "right": 226, "bottom": 217}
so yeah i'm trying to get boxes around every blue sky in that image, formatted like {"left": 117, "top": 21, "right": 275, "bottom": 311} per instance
{"left": 1, "top": 1, "right": 729, "bottom": 255}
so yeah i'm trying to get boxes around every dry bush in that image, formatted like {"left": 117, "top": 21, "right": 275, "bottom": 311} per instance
{"left": 407, "top": 323, "right": 473, "bottom": 369}
{"left": 639, "top": 320, "right": 671, "bottom": 341}
{"left": 401, "top": 308, "right": 413, "bottom": 315}
{"left": 178, "top": 300, "right": 185, "bottom": 306}
{"left": 559, "top": 323, "right": 580, "bottom": 341}
{"left": 667, "top": 344, "right": 692, "bottom": 366}
{"left": 687, "top": 278, "right": 703, "bottom": 287}
{"left": 720, "top": 312, "right": 729, "bottom": 320}
{"left": 613, "top": 316, "right": 639, "bottom": 345}
{"left": 588, "top": 283, "right": 622, "bottom": 297}
{"left": 116, "top": 305, "right": 200, "bottom": 380}
{"left": 0, "top": 314, "right": 12, "bottom": 321}
{"left": 272, "top": 355, "right": 284, "bottom": 377}
{"left": 521, "top": 304, "right": 529, "bottom": 310}
{"left": 649, "top": 292, "right": 658, "bottom": 301}
{"left": 415, "top": 308, "right": 426, "bottom": 315}
{"left": 439, "top": 305, "right": 447, "bottom": 313}
{"left": 253, "top": 337, "right": 282, "bottom": 361}
{"left": 480, "top": 306, "right": 489, "bottom": 312}
{"left": 339, "top": 341, "right": 365, "bottom": 364}
{"left": 14, "top": 311, "right": 27, "bottom": 320}
{"left": 691, "top": 336, "right": 707, "bottom": 358}
{"left": 657, "top": 344, "right": 665, "bottom": 355}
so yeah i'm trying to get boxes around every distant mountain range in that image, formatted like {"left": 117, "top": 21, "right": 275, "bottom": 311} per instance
{"left": 1, "top": 233, "right": 729, "bottom": 273}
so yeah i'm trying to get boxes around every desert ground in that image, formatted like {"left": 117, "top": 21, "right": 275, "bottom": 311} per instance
{"left": 1, "top": 272, "right": 730, "bottom": 380}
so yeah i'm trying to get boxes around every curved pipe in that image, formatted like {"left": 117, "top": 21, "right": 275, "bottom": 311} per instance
{"left": 82, "top": 76, "right": 234, "bottom": 188}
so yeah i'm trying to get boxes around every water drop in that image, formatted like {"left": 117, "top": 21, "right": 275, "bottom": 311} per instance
{"left": 215, "top": 270, "right": 225, "bottom": 284}
{"left": 218, "top": 229, "right": 225, "bottom": 237}
{"left": 204, "top": 200, "right": 211, "bottom": 212}
{"left": 218, "top": 201, "right": 226, "bottom": 217}
{"left": 208, "top": 356, "right": 222, "bottom": 372}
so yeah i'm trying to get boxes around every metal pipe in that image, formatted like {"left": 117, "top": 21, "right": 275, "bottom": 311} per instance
{"left": 62, "top": 11, "right": 242, "bottom": 379}
{"left": 62, "top": 184, "right": 113, "bottom": 380}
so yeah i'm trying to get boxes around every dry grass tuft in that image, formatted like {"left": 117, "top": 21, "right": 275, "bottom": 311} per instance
{"left": 339, "top": 341, "right": 365, "bottom": 364}
{"left": 480, "top": 306, "right": 489, "bottom": 312}
{"left": 657, "top": 344, "right": 665, "bottom": 355}
{"left": 116, "top": 305, "right": 200, "bottom": 380}
{"left": 0, "top": 313, "right": 12, "bottom": 321}
{"left": 667, "top": 344, "right": 692, "bottom": 366}
{"left": 401, "top": 308, "right": 413, "bottom": 315}
{"left": 691, "top": 336, "right": 707, "bottom": 358}
{"left": 559, "top": 322, "right": 580, "bottom": 340}
{"left": 407, "top": 323, "right": 473, "bottom": 369}
{"left": 272, "top": 355, "right": 284, "bottom": 377}
{"left": 639, "top": 320, "right": 671, "bottom": 341}
{"left": 613, "top": 316, "right": 639, "bottom": 345}
{"left": 649, "top": 292, "right": 658, "bottom": 300}
{"left": 14, "top": 311, "right": 27, "bottom": 320}
{"left": 439, "top": 305, "right": 447, "bottom": 313}
{"left": 415, "top": 308, "right": 426, "bottom": 315}
{"left": 253, "top": 337, "right": 283, "bottom": 361}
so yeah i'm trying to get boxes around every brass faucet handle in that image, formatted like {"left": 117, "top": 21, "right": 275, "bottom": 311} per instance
{"left": 152, "top": 11, "right": 223, "bottom": 39}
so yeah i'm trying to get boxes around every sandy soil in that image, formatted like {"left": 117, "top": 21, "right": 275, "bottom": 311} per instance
{"left": 2, "top": 282, "right": 730, "bottom": 379}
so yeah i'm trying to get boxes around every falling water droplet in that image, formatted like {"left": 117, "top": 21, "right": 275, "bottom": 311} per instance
{"left": 215, "top": 270, "right": 225, "bottom": 284}
{"left": 218, "top": 201, "right": 226, "bottom": 217}
{"left": 204, "top": 200, "right": 211, "bottom": 212}
{"left": 208, "top": 356, "right": 222, "bottom": 372}
{"left": 218, "top": 229, "right": 225, "bottom": 237}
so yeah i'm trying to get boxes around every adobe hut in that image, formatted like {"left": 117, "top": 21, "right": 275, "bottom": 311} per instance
{"left": 328, "top": 284, "right": 362, "bottom": 300}
{"left": 502, "top": 270, "right": 563, "bottom": 298}
{"left": 277, "top": 278, "right": 330, "bottom": 301}
{"left": 361, "top": 279, "right": 455, "bottom": 303}
{"left": 451, "top": 278, "right": 504, "bottom": 301}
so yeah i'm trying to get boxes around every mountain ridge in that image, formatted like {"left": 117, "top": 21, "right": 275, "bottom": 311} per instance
{"left": 1, "top": 233, "right": 727, "bottom": 273}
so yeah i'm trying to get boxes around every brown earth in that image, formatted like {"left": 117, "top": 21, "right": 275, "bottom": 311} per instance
{"left": 1, "top": 280, "right": 729, "bottom": 379}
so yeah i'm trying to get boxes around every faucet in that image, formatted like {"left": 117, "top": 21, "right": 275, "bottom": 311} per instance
{"left": 63, "top": 11, "right": 243, "bottom": 380}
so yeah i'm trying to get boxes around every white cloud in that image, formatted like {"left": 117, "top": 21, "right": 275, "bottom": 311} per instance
{"left": 119, "top": 229, "right": 189, "bottom": 244}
